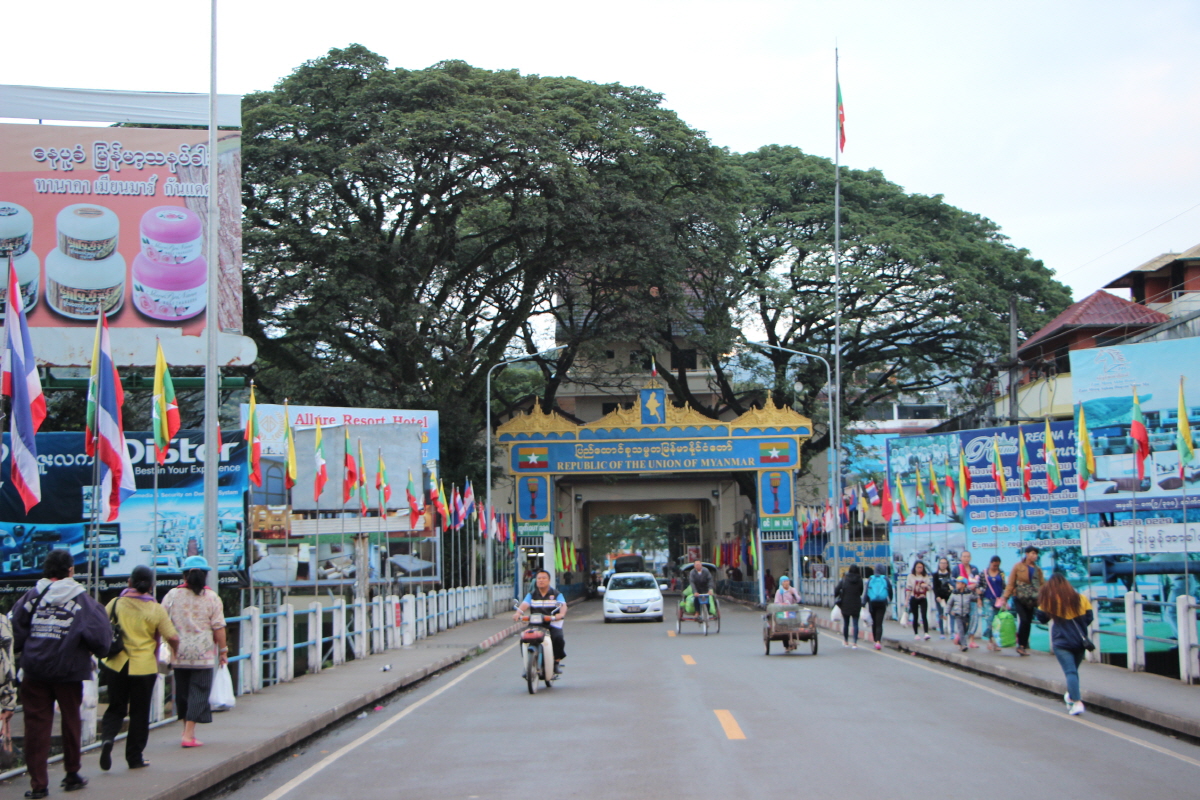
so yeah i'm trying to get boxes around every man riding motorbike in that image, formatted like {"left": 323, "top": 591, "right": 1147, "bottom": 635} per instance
{"left": 513, "top": 570, "right": 567, "bottom": 674}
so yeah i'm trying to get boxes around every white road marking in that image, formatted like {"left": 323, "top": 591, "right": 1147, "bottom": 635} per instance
{"left": 817, "top": 630, "right": 1200, "bottom": 769}
{"left": 257, "top": 643, "right": 519, "bottom": 800}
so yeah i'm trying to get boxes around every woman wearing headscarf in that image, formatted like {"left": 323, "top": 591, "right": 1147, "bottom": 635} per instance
{"left": 774, "top": 576, "right": 801, "bottom": 605}
{"left": 99, "top": 566, "right": 180, "bottom": 770}
{"left": 162, "top": 556, "right": 227, "bottom": 748}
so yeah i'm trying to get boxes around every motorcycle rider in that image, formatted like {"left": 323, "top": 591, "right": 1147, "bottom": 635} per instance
{"left": 513, "top": 570, "right": 567, "bottom": 674}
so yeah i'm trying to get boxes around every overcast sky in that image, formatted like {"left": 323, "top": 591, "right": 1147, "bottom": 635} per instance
{"left": 7, "top": 0, "right": 1196, "bottom": 302}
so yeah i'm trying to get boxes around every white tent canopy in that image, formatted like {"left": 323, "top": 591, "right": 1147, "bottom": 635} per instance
{"left": 0, "top": 84, "right": 241, "bottom": 127}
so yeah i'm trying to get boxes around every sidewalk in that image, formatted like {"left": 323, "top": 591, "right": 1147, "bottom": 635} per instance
{"left": 814, "top": 611, "right": 1200, "bottom": 739}
{"left": 0, "top": 613, "right": 525, "bottom": 800}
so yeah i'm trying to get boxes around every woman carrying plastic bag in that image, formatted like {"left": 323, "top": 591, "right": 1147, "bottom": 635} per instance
{"left": 163, "top": 557, "right": 228, "bottom": 748}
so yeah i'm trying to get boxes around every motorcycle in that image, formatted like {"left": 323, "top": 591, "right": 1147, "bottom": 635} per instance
{"left": 516, "top": 604, "right": 558, "bottom": 694}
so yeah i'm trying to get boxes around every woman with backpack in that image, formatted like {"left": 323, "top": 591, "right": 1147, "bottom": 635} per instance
{"left": 979, "top": 556, "right": 1008, "bottom": 652}
{"left": 863, "top": 566, "right": 894, "bottom": 650}
{"left": 904, "top": 561, "right": 932, "bottom": 640}
{"left": 1036, "top": 574, "right": 1094, "bottom": 716}
{"left": 932, "top": 557, "right": 955, "bottom": 640}
{"left": 98, "top": 566, "right": 180, "bottom": 771}
{"left": 834, "top": 565, "right": 864, "bottom": 648}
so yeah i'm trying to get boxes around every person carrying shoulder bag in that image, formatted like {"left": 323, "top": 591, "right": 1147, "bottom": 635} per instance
{"left": 1001, "top": 546, "right": 1044, "bottom": 656}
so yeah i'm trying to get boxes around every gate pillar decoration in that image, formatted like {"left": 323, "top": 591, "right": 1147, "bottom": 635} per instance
{"left": 495, "top": 380, "right": 813, "bottom": 593}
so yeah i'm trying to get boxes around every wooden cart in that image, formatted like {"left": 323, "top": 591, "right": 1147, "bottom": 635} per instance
{"left": 763, "top": 604, "right": 818, "bottom": 655}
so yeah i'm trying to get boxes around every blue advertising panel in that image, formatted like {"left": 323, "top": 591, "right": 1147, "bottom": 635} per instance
{"left": 0, "top": 430, "right": 248, "bottom": 591}
{"left": 758, "top": 469, "right": 796, "bottom": 533}
{"left": 516, "top": 475, "right": 550, "bottom": 523}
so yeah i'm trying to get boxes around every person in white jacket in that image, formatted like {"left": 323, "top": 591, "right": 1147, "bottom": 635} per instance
{"left": 904, "top": 561, "right": 933, "bottom": 640}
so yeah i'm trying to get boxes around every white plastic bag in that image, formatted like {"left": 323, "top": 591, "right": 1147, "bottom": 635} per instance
{"left": 830, "top": 605, "right": 843, "bottom": 623}
{"left": 209, "top": 664, "right": 236, "bottom": 711}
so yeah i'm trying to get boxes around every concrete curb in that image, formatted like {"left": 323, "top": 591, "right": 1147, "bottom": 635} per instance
{"left": 810, "top": 606, "right": 1200, "bottom": 740}
{"left": 139, "top": 620, "right": 526, "bottom": 800}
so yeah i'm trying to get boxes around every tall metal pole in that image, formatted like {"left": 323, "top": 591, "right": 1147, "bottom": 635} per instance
{"left": 485, "top": 345, "right": 565, "bottom": 614}
{"left": 832, "top": 48, "right": 844, "bottom": 580}
{"left": 202, "top": 0, "right": 221, "bottom": 591}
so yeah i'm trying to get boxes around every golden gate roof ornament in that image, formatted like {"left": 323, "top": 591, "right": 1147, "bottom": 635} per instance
{"left": 730, "top": 404, "right": 814, "bottom": 433}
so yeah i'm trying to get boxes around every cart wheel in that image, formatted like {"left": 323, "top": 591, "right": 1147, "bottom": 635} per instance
{"left": 702, "top": 616, "right": 709, "bottom": 636}
{"left": 676, "top": 614, "right": 682, "bottom": 635}
{"left": 811, "top": 634, "right": 819, "bottom": 655}
{"left": 765, "top": 639, "right": 771, "bottom": 655}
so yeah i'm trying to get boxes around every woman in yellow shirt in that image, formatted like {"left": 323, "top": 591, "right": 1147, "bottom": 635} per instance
{"left": 99, "top": 566, "right": 180, "bottom": 771}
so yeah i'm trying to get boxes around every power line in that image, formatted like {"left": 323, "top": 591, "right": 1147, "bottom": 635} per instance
{"left": 1058, "top": 199, "right": 1200, "bottom": 279}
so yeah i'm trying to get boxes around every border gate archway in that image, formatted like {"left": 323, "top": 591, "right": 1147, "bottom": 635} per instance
{"left": 494, "top": 380, "right": 813, "bottom": 601}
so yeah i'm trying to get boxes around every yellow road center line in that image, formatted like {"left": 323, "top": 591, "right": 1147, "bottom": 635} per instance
{"left": 816, "top": 630, "right": 1200, "bottom": 770}
{"left": 682, "top": 655, "right": 696, "bottom": 665}
{"left": 714, "top": 709, "right": 746, "bottom": 739}
{"left": 667, "top": 630, "right": 677, "bottom": 637}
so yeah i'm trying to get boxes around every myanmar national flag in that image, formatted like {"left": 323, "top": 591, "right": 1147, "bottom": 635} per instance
{"left": 1131, "top": 388, "right": 1150, "bottom": 482}
{"left": 927, "top": 462, "right": 941, "bottom": 515}
{"left": 376, "top": 451, "right": 391, "bottom": 512}
{"left": 958, "top": 449, "right": 971, "bottom": 507}
{"left": 151, "top": 341, "right": 180, "bottom": 465}
{"left": 945, "top": 460, "right": 957, "bottom": 514}
{"left": 246, "top": 384, "right": 262, "bottom": 487}
{"left": 1076, "top": 403, "right": 1096, "bottom": 490}
{"left": 914, "top": 472, "right": 926, "bottom": 518}
{"left": 1179, "top": 378, "right": 1194, "bottom": 478}
{"left": 759, "top": 441, "right": 790, "bottom": 464}
{"left": 517, "top": 446, "right": 548, "bottom": 469}
{"left": 896, "top": 477, "right": 909, "bottom": 523}
{"left": 357, "top": 439, "right": 369, "bottom": 514}
{"left": 313, "top": 420, "right": 328, "bottom": 502}
{"left": 342, "top": 427, "right": 357, "bottom": 503}
{"left": 991, "top": 435, "right": 1007, "bottom": 495}
{"left": 283, "top": 400, "right": 297, "bottom": 491}
{"left": 1018, "top": 428, "right": 1032, "bottom": 501}
{"left": 1044, "top": 418, "right": 1062, "bottom": 493}
{"left": 436, "top": 477, "right": 450, "bottom": 523}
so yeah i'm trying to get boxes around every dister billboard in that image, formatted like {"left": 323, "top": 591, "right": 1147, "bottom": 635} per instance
{"left": 0, "top": 123, "right": 255, "bottom": 366}
{"left": 0, "top": 429, "right": 248, "bottom": 591}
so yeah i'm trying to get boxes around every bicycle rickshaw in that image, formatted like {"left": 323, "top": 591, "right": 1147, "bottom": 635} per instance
{"left": 677, "top": 586, "right": 720, "bottom": 635}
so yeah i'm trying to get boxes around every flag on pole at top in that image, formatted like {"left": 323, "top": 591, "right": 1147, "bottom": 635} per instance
{"left": 2, "top": 256, "right": 44, "bottom": 511}
{"left": 914, "top": 470, "right": 926, "bottom": 518}
{"left": 406, "top": 469, "right": 422, "bottom": 528}
{"left": 958, "top": 448, "right": 971, "bottom": 507}
{"left": 1178, "top": 378, "right": 1194, "bottom": 478}
{"left": 283, "top": 400, "right": 297, "bottom": 491}
{"left": 1018, "top": 428, "right": 1032, "bottom": 501}
{"left": 991, "top": 435, "right": 1007, "bottom": 495}
{"left": 897, "top": 477, "right": 910, "bottom": 523}
{"left": 86, "top": 315, "right": 136, "bottom": 521}
{"left": 434, "top": 476, "right": 450, "bottom": 525}
{"left": 245, "top": 383, "right": 262, "bottom": 487}
{"left": 928, "top": 462, "right": 941, "bottom": 515}
{"left": 151, "top": 340, "right": 180, "bottom": 465}
{"left": 1044, "top": 418, "right": 1062, "bottom": 494}
{"left": 356, "top": 439, "right": 369, "bottom": 514}
{"left": 836, "top": 77, "right": 847, "bottom": 152}
{"left": 1076, "top": 403, "right": 1096, "bottom": 490}
{"left": 1131, "top": 388, "right": 1150, "bottom": 482}
{"left": 879, "top": 478, "right": 893, "bottom": 521}
{"left": 864, "top": 479, "right": 879, "bottom": 505}
{"left": 342, "top": 427, "right": 356, "bottom": 504}
{"left": 376, "top": 450, "right": 391, "bottom": 503}
{"left": 313, "top": 419, "right": 328, "bottom": 502}
{"left": 945, "top": 459, "right": 957, "bottom": 515}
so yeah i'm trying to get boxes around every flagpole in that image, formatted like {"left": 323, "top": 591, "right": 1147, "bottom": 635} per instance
{"left": 832, "top": 47, "right": 844, "bottom": 580}
{"left": 201, "top": 0, "right": 221, "bottom": 594}
{"left": 88, "top": 314, "right": 103, "bottom": 599}
{"left": 339, "top": 428, "right": 347, "bottom": 592}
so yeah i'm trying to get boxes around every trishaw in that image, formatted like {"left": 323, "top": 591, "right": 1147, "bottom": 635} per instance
{"left": 762, "top": 604, "right": 818, "bottom": 655}
{"left": 677, "top": 586, "right": 720, "bottom": 635}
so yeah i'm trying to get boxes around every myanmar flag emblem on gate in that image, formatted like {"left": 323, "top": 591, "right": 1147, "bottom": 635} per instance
{"left": 517, "top": 446, "right": 549, "bottom": 469}
{"left": 759, "top": 441, "right": 790, "bottom": 463}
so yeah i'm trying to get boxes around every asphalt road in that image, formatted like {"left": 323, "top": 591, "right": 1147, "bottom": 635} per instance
{"left": 215, "top": 600, "right": 1200, "bottom": 800}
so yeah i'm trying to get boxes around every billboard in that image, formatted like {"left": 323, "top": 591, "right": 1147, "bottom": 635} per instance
{"left": 0, "top": 429, "right": 248, "bottom": 591}
{"left": 0, "top": 123, "right": 255, "bottom": 366}
{"left": 239, "top": 404, "right": 441, "bottom": 588}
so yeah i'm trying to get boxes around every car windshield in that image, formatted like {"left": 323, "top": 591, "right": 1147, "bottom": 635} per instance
{"left": 610, "top": 576, "right": 656, "bottom": 590}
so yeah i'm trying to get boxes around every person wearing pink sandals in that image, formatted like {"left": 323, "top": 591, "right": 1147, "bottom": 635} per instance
{"left": 162, "top": 557, "right": 227, "bottom": 748}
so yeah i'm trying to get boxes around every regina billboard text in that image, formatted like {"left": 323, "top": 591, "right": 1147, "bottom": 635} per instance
{"left": 0, "top": 430, "right": 248, "bottom": 590}
{"left": 0, "top": 123, "right": 254, "bottom": 367}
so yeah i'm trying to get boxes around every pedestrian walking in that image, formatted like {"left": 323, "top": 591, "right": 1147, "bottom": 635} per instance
{"left": 99, "top": 566, "right": 180, "bottom": 771}
{"left": 162, "top": 556, "right": 228, "bottom": 748}
{"left": 951, "top": 551, "right": 981, "bottom": 651}
{"left": 905, "top": 561, "right": 932, "bottom": 640}
{"left": 1035, "top": 574, "right": 1094, "bottom": 716}
{"left": 863, "top": 566, "right": 893, "bottom": 650}
{"left": 834, "top": 565, "right": 864, "bottom": 648}
{"left": 980, "top": 556, "right": 1008, "bottom": 652}
{"left": 764, "top": 570, "right": 776, "bottom": 599}
{"left": 932, "top": 557, "right": 954, "bottom": 640}
{"left": 11, "top": 550, "right": 112, "bottom": 798}
{"left": 1002, "top": 546, "right": 1044, "bottom": 656}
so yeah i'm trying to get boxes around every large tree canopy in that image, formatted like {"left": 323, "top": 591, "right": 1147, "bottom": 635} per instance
{"left": 241, "top": 46, "right": 731, "bottom": 481}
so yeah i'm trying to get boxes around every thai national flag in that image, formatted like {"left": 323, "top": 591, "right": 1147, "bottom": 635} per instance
{"left": 2, "top": 257, "right": 46, "bottom": 512}
{"left": 864, "top": 479, "right": 880, "bottom": 505}
{"left": 85, "top": 315, "right": 136, "bottom": 521}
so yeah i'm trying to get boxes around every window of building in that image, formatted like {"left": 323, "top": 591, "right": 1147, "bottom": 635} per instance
{"left": 604, "top": 350, "right": 615, "bottom": 360}
{"left": 673, "top": 349, "right": 697, "bottom": 370}
{"left": 629, "top": 350, "right": 652, "bottom": 370}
